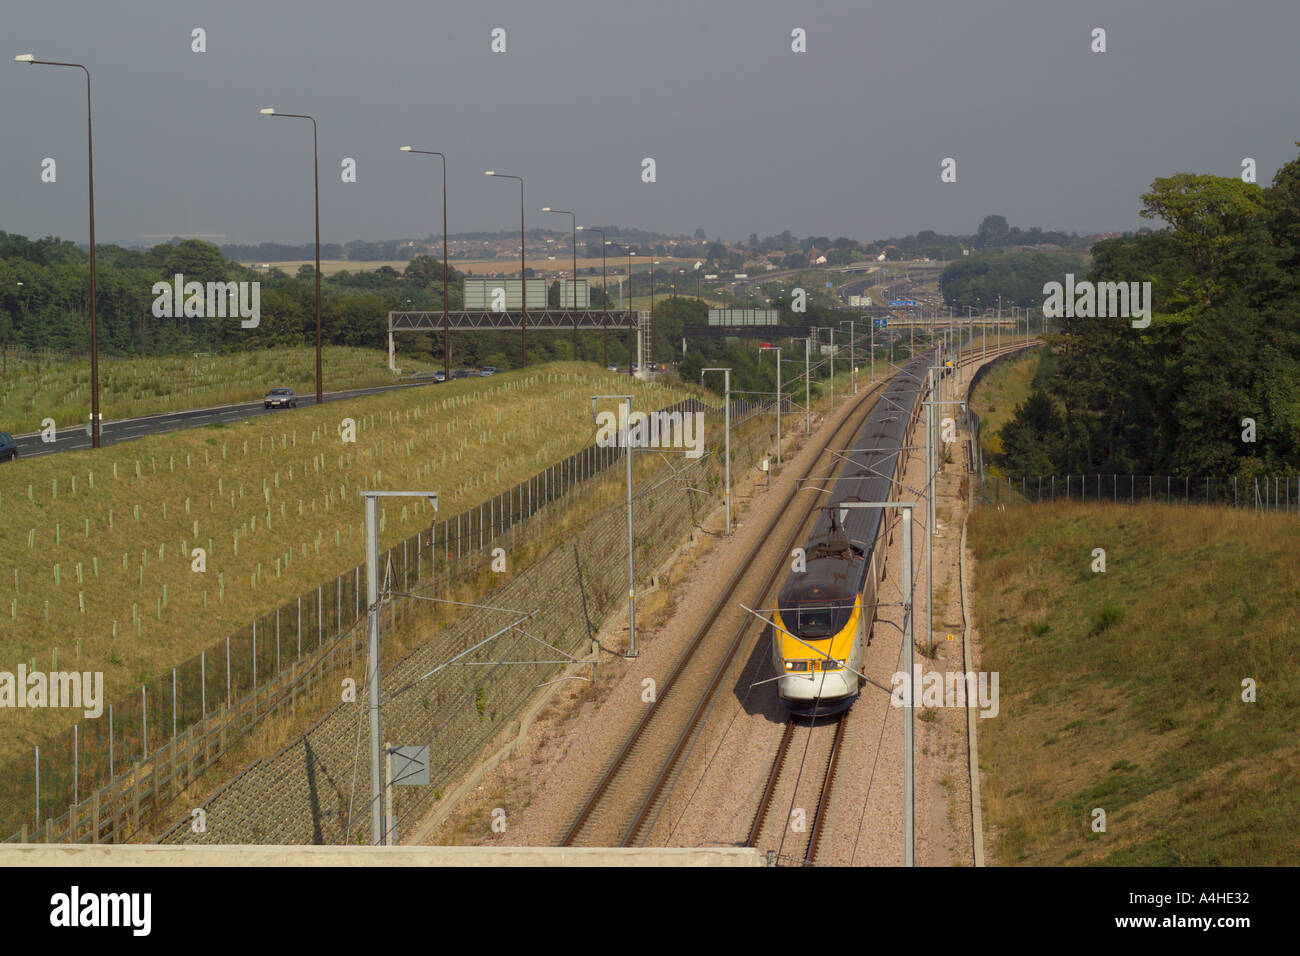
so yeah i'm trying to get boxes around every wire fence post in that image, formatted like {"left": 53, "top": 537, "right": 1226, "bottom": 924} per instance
{"left": 201, "top": 651, "right": 206, "bottom": 718}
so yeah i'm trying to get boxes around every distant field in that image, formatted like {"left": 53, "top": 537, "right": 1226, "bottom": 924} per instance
{"left": 0, "top": 346, "right": 435, "bottom": 434}
{"left": 0, "top": 362, "right": 693, "bottom": 764}
{"left": 245, "top": 257, "right": 696, "bottom": 277}
{"left": 970, "top": 502, "right": 1300, "bottom": 865}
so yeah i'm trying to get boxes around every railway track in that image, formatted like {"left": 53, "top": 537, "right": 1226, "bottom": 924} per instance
{"left": 559, "top": 373, "right": 894, "bottom": 847}
{"left": 747, "top": 711, "right": 848, "bottom": 865}
{"left": 558, "top": 340, "right": 1032, "bottom": 851}
{"left": 743, "top": 339, "right": 1031, "bottom": 866}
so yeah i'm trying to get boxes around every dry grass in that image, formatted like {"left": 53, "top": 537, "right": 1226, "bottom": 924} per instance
{"left": 970, "top": 501, "right": 1300, "bottom": 865}
{"left": 0, "top": 362, "right": 693, "bottom": 765}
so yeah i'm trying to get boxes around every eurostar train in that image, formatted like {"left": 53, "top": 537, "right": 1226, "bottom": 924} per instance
{"left": 770, "top": 349, "right": 936, "bottom": 715}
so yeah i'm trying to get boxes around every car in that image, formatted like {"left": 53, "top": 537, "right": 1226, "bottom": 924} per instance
{"left": 480, "top": 366, "right": 498, "bottom": 377}
{"left": 451, "top": 369, "right": 473, "bottom": 380}
{"left": 0, "top": 432, "right": 17, "bottom": 463}
{"left": 607, "top": 364, "right": 620, "bottom": 372}
{"left": 631, "top": 363, "right": 639, "bottom": 372}
{"left": 433, "top": 370, "right": 446, "bottom": 383}
{"left": 264, "top": 387, "right": 298, "bottom": 409}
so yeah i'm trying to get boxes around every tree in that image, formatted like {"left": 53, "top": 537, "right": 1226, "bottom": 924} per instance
{"left": 976, "top": 215, "right": 1010, "bottom": 249}
{"left": 996, "top": 390, "right": 1066, "bottom": 475}
{"left": 1139, "top": 173, "right": 1267, "bottom": 307}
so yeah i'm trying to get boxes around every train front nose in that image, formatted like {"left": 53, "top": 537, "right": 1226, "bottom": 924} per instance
{"left": 778, "top": 669, "right": 856, "bottom": 714}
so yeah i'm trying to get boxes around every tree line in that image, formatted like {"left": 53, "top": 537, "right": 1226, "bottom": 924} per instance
{"left": 995, "top": 151, "right": 1300, "bottom": 482}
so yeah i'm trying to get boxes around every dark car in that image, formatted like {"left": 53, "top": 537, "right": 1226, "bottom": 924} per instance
{"left": 264, "top": 387, "right": 298, "bottom": 409}
{"left": 0, "top": 432, "right": 16, "bottom": 462}
{"left": 451, "top": 369, "right": 473, "bottom": 380}
{"left": 480, "top": 366, "right": 497, "bottom": 377}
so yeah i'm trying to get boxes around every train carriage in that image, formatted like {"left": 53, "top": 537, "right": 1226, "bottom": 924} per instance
{"left": 771, "top": 350, "right": 932, "bottom": 714}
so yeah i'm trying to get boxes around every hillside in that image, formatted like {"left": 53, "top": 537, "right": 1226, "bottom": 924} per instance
{"left": 0, "top": 362, "right": 692, "bottom": 762}
{"left": 969, "top": 502, "right": 1300, "bottom": 865}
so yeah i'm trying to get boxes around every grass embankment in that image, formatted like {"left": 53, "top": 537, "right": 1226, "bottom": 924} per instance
{"left": 969, "top": 502, "right": 1300, "bottom": 865}
{"left": 0, "top": 346, "right": 438, "bottom": 433}
{"left": 0, "top": 362, "right": 694, "bottom": 763}
{"left": 968, "top": 345, "right": 1049, "bottom": 467}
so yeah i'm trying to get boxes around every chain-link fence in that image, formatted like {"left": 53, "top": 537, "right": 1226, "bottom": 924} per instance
{"left": 2, "top": 392, "right": 780, "bottom": 844}
{"left": 159, "top": 403, "right": 776, "bottom": 845}
{"left": 977, "top": 472, "right": 1300, "bottom": 511}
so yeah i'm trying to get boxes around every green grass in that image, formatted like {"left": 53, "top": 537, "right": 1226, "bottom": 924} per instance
{"left": 0, "top": 361, "right": 694, "bottom": 764}
{"left": 968, "top": 346, "right": 1048, "bottom": 467}
{"left": 0, "top": 346, "right": 439, "bottom": 434}
{"left": 970, "top": 502, "right": 1300, "bottom": 865}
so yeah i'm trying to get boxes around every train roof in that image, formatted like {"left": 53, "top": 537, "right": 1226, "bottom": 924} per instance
{"left": 800, "top": 349, "right": 933, "bottom": 565}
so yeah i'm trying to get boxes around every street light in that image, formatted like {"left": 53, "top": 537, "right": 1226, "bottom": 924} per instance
{"left": 359, "top": 490, "right": 439, "bottom": 845}
{"left": 16, "top": 54, "right": 101, "bottom": 446}
{"left": 759, "top": 345, "right": 782, "bottom": 467}
{"left": 607, "top": 241, "right": 636, "bottom": 374}
{"left": 400, "top": 147, "right": 451, "bottom": 382}
{"left": 592, "top": 395, "right": 637, "bottom": 656}
{"left": 577, "top": 226, "right": 609, "bottom": 367}
{"left": 839, "top": 319, "right": 856, "bottom": 395}
{"left": 542, "top": 207, "right": 578, "bottom": 357}
{"left": 485, "top": 171, "right": 527, "bottom": 364}
{"left": 700, "top": 368, "right": 732, "bottom": 535}
{"left": 260, "top": 107, "right": 323, "bottom": 404}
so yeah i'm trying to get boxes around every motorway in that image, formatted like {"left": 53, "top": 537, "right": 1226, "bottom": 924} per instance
{"left": 9, "top": 378, "right": 439, "bottom": 459}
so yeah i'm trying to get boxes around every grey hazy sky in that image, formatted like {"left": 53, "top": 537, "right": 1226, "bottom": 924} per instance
{"left": 3, "top": 0, "right": 1298, "bottom": 247}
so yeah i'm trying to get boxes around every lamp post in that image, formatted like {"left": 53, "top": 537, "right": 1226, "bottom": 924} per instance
{"left": 759, "top": 345, "right": 782, "bottom": 467}
{"left": 543, "top": 207, "right": 578, "bottom": 357}
{"left": 833, "top": 500, "right": 916, "bottom": 866}
{"left": 16, "top": 54, "right": 101, "bottom": 446}
{"left": 649, "top": 258, "right": 660, "bottom": 370}
{"left": 578, "top": 226, "right": 609, "bottom": 366}
{"left": 257, "top": 110, "right": 321, "bottom": 405}
{"left": 592, "top": 395, "right": 637, "bottom": 657}
{"left": 839, "top": 319, "right": 856, "bottom": 394}
{"left": 608, "top": 241, "right": 635, "bottom": 374}
{"left": 360, "top": 490, "right": 439, "bottom": 846}
{"left": 791, "top": 337, "right": 811, "bottom": 434}
{"left": 701, "top": 367, "right": 732, "bottom": 535}
{"left": 399, "top": 147, "right": 450, "bottom": 382}
{"left": 485, "top": 171, "right": 527, "bottom": 364}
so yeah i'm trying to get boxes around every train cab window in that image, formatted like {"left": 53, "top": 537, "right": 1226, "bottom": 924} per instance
{"left": 798, "top": 607, "right": 835, "bottom": 637}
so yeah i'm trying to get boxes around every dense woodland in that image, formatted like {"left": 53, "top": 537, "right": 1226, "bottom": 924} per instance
{"left": 995, "top": 149, "right": 1300, "bottom": 481}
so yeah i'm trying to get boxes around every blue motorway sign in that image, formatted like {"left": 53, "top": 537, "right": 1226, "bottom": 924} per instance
{"left": 874, "top": 318, "right": 888, "bottom": 328}
{"left": 888, "top": 299, "right": 918, "bottom": 307}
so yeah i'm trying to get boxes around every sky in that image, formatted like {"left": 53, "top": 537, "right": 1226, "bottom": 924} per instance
{"left": 2, "top": 0, "right": 1299, "bottom": 247}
